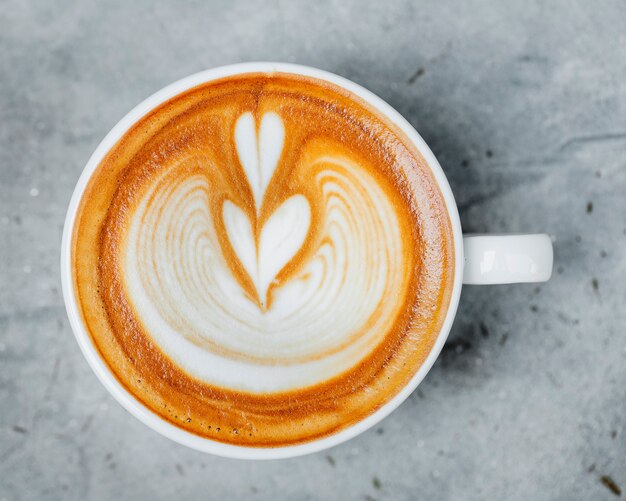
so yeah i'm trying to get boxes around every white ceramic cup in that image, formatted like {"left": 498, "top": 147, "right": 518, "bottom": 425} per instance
{"left": 61, "top": 62, "right": 553, "bottom": 460}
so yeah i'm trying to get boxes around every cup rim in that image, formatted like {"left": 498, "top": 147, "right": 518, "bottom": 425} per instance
{"left": 60, "top": 62, "right": 464, "bottom": 460}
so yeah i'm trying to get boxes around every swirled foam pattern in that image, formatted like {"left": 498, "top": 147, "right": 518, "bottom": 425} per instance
{"left": 72, "top": 73, "right": 455, "bottom": 446}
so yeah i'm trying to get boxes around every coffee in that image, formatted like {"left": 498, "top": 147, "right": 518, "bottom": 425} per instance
{"left": 71, "top": 73, "right": 454, "bottom": 446}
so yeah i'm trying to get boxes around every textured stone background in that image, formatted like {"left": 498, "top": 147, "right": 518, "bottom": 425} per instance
{"left": 1, "top": 0, "right": 625, "bottom": 499}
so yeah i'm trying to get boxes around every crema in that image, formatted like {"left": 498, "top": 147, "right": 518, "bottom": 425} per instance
{"left": 71, "top": 73, "right": 454, "bottom": 446}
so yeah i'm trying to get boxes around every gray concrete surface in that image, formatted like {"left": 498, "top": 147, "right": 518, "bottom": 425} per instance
{"left": 1, "top": 0, "right": 625, "bottom": 499}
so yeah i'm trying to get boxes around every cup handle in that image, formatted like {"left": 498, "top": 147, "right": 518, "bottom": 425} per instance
{"left": 462, "top": 234, "right": 553, "bottom": 285}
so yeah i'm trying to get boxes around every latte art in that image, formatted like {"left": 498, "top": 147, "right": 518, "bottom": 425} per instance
{"left": 124, "top": 110, "right": 406, "bottom": 392}
{"left": 72, "top": 73, "right": 454, "bottom": 446}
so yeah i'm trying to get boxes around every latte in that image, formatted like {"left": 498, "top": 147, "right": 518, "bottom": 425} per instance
{"left": 71, "top": 73, "right": 454, "bottom": 446}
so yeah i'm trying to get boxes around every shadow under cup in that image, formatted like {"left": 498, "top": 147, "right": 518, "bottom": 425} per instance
{"left": 61, "top": 63, "right": 465, "bottom": 459}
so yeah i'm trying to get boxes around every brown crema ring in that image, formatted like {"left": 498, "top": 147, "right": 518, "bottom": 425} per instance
{"left": 71, "top": 73, "right": 454, "bottom": 447}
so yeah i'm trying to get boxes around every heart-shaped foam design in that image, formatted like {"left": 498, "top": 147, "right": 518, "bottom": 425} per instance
{"left": 224, "top": 111, "right": 311, "bottom": 307}
{"left": 234, "top": 111, "right": 284, "bottom": 212}
{"left": 223, "top": 195, "right": 311, "bottom": 308}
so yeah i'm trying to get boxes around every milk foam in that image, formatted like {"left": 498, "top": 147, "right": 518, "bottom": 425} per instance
{"left": 123, "top": 112, "right": 406, "bottom": 393}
